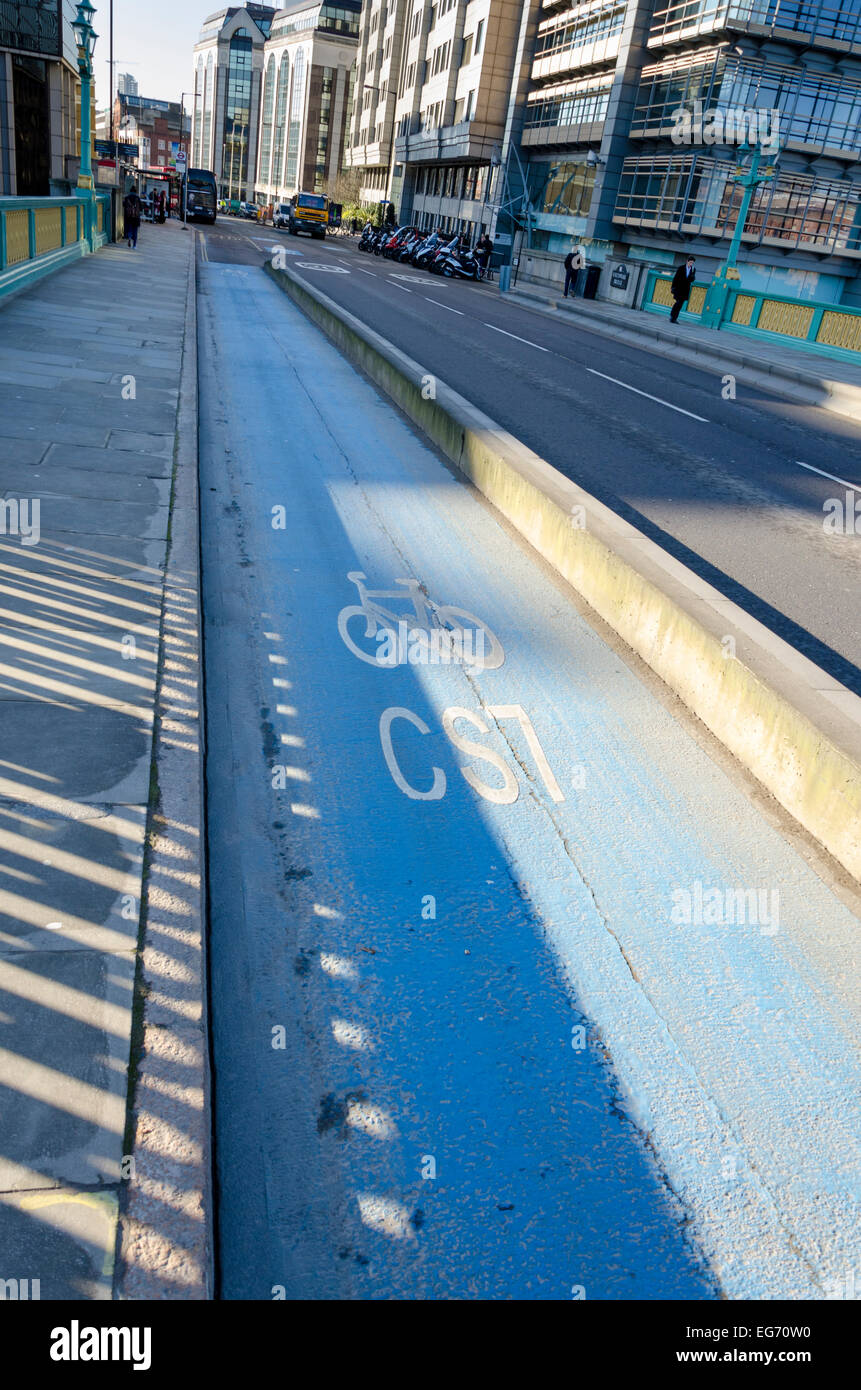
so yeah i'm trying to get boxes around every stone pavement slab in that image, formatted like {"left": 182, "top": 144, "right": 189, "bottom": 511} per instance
{"left": 0, "top": 949, "right": 136, "bottom": 1188}
{"left": 0, "top": 463, "right": 172, "bottom": 503}
{"left": 0, "top": 804, "right": 143, "bottom": 953}
{"left": 0, "top": 1187, "right": 118, "bottom": 1299}
{"left": 0, "top": 532, "right": 168, "bottom": 582}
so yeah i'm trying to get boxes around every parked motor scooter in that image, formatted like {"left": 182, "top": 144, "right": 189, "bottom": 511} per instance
{"left": 439, "top": 244, "right": 480, "bottom": 280}
{"left": 411, "top": 230, "right": 443, "bottom": 268}
{"left": 396, "top": 230, "right": 423, "bottom": 262}
{"left": 427, "top": 237, "right": 460, "bottom": 274}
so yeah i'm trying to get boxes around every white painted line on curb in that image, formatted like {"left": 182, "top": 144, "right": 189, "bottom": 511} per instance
{"left": 425, "top": 297, "right": 464, "bottom": 315}
{"left": 587, "top": 368, "right": 709, "bottom": 422}
{"left": 484, "top": 323, "right": 549, "bottom": 352}
{"left": 796, "top": 460, "right": 861, "bottom": 491}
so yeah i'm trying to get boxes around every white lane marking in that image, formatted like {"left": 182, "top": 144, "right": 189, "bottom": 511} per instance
{"left": 586, "top": 368, "right": 708, "bottom": 422}
{"left": 392, "top": 283, "right": 413, "bottom": 293}
{"left": 357, "top": 268, "right": 377, "bottom": 276}
{"left": 484, "top": 323, "right": 549, "bottom": 352}
{"left": 298, "top": 264, "right": 349, "bottom": 273}
{"left": 425, "top": 297, "right": 464, "bottom": 315}
{"left": 796, "top": 460, "right": 861, "bottom": 491}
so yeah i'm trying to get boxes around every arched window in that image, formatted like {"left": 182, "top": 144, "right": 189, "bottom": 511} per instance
{"left": 272, "top": 53, "right": 290, "bottom": 193}
{"left": 285, "top": 48, "right": 305, "bottom": 191}
{"left": 258, "top": 54, "right": 275, "bottom": 186}
{"left": 193, "top": 59, "right": 204, "bottom": 165}
{"left": 202, "top": 53, "right": 214, "bottom": 169}
{"left": 224, "top": 33, "right": 253, "bottom": 198}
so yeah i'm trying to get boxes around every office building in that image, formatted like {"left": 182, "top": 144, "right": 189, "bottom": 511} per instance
{"left": 346, "top": 0, "right": 523, "bottom": 240}
{"left": 515, "top": 0, "right": 861, "bottom": 302}
{"left": 191, "top": 4, "right": 277, "bottom": 199}
{"left": 255, "top": 0, "right": 361, "bottom": 201}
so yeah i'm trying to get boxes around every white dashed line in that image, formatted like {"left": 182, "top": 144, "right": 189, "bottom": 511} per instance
{"left": 586, "top": 368, "right": 708, "bottom": 422}
{"left": 796, "top": 460, "right": 861, "bottom": 490}
{"left": 425, "top": 297, "right": 464, "bottom": 315}
{"left": 484, "top": 323, "right": 549, "bottom": 352}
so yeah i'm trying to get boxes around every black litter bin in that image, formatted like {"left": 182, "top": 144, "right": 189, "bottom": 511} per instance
{"left": 582, "top": 264, "right": 601, "bottom": 299}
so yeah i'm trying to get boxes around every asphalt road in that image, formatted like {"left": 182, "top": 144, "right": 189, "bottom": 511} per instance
{"left": 200, "top": 216, "right": 861, "bottom": 697}
{"left": 197, "top": 238, "right": 861, "bottom": 1301}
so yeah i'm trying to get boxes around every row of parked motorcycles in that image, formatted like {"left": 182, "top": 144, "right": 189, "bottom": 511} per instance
{"left": 357, "top": 224, "right": 483, "bottom": 280}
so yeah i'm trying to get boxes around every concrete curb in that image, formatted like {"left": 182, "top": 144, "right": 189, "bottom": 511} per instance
{"left": 116, "top": 229, "right": 213, "bottom": 1298}
{"left": 266, "top": 259, "right": 861, "bottom": 884}
{"left": 507, "top": 287, "right": 861, "bottom": 423}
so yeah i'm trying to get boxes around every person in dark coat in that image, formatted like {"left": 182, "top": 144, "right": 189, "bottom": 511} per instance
{"left": 670, "top": 257, "right": 696, "bottom": 322}
{"left": 476, "top": 231, "right": 493, "bottom": 277}
{"left": 563, "top": 244, "right": 584, "bottom": 297}
{"left": 123, "top": 187, "right": 142, "bottom": 249}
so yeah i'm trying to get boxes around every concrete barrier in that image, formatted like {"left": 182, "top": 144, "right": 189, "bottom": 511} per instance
{"left": 265, "top": 259, "right": 861, "bottom": 883}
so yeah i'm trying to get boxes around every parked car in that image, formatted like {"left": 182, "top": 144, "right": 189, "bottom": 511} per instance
{"left": 240, "top": 201, "right": 259, "bottom": 220}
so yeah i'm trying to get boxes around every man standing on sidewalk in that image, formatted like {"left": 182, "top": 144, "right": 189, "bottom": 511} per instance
{"left": 563, "top": 244, "right": 585, "bottom": 298}
{"left": 670, "top": 257, "right": 696, "bottom": 322}
{"left": 123, "top": 186, "right": 142, "bottom": 249}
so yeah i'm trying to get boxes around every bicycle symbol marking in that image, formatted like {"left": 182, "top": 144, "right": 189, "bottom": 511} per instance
{"left": 337, "top": 571, "right": 505, "bottom": 671}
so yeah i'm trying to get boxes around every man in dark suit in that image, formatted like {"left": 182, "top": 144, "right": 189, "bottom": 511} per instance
{"left": 670, "top": 257, "right": 696, "bottom": 322}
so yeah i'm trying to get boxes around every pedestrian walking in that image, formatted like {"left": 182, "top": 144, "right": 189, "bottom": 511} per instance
{"left": 563, "top": 244, "right": 584, "bottom": 297}
{"left": 123, "top": 186, "right": 142, "bottom": 249}
{"left": 670, "top": 257, "right": 696, "bottom": 323}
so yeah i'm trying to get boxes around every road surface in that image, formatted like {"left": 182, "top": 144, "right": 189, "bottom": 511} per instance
{"left": 199, "top": 217, "right": 861, "bottom": 698}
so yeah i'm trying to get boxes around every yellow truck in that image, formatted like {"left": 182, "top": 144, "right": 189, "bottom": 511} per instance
{"left": 286, "top": 191, "right": 328, "bottom": 239}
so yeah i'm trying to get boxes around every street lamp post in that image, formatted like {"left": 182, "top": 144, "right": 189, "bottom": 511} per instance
{"left": 73, "top": 0, "right": 99, "bottom": 250}
{"left": 701, "top": 139, "right": 779, "bottom": 328}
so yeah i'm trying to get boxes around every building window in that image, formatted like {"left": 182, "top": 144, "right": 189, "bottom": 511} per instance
{"left": 222, "top": 34, "right": 253, "bottom": 198}
{"left": 272, "top": 53, "right": 290, "bottom": 190}
{"left": 258, "top": 54, "right": 275, "bottom": 185}
{"left": 12, "top": 55, "right": 49, "bottom": 195}
{"left": 202, "top": 53, "right": 214, "bottom": 169}
{"left": 475, "top": 19, "right": 484, "bottom": 55}
{"left": 285, "top": 47, "right": 306, "bottom": 190}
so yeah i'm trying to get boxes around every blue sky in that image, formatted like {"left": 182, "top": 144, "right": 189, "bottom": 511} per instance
{"left": 96, "top": 0, "right": 205, "bottom": 106}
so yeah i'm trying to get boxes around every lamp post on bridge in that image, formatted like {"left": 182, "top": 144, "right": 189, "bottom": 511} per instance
{"left": 73, "top": 0, "right": 99, "bottom": 251}
{"left": 701, "top": 139, "right": 779, "bottom": 328}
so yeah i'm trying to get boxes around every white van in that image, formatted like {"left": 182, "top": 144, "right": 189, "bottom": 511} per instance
{"left": 273, "top": 203, "right": 292, "bottom": 230}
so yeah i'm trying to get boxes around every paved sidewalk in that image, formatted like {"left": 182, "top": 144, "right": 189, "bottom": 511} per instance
{"left": 508, "top": 280, "right": 861, "bottom": 418}
{"left": 0, "top": 219, "right": 207, "bottom": 1298}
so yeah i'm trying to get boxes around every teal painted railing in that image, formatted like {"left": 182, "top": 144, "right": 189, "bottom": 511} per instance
{"left": 643, "top": 266, "right": 861, "bottom": 363}
{"left": 0, "top": 193, "right": 112, "bottom": 301}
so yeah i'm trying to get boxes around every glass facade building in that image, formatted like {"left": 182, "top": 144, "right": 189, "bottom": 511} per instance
{"left": 498, "top": 0, "right": 861, "bottom": 302}
{"left": 192, "top": 6, "right": 277, "bottom": 201}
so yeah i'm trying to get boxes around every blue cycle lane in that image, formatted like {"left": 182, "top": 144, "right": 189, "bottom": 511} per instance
{"left": 198, "top": 255, "right": 861, "bottom": 1301}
